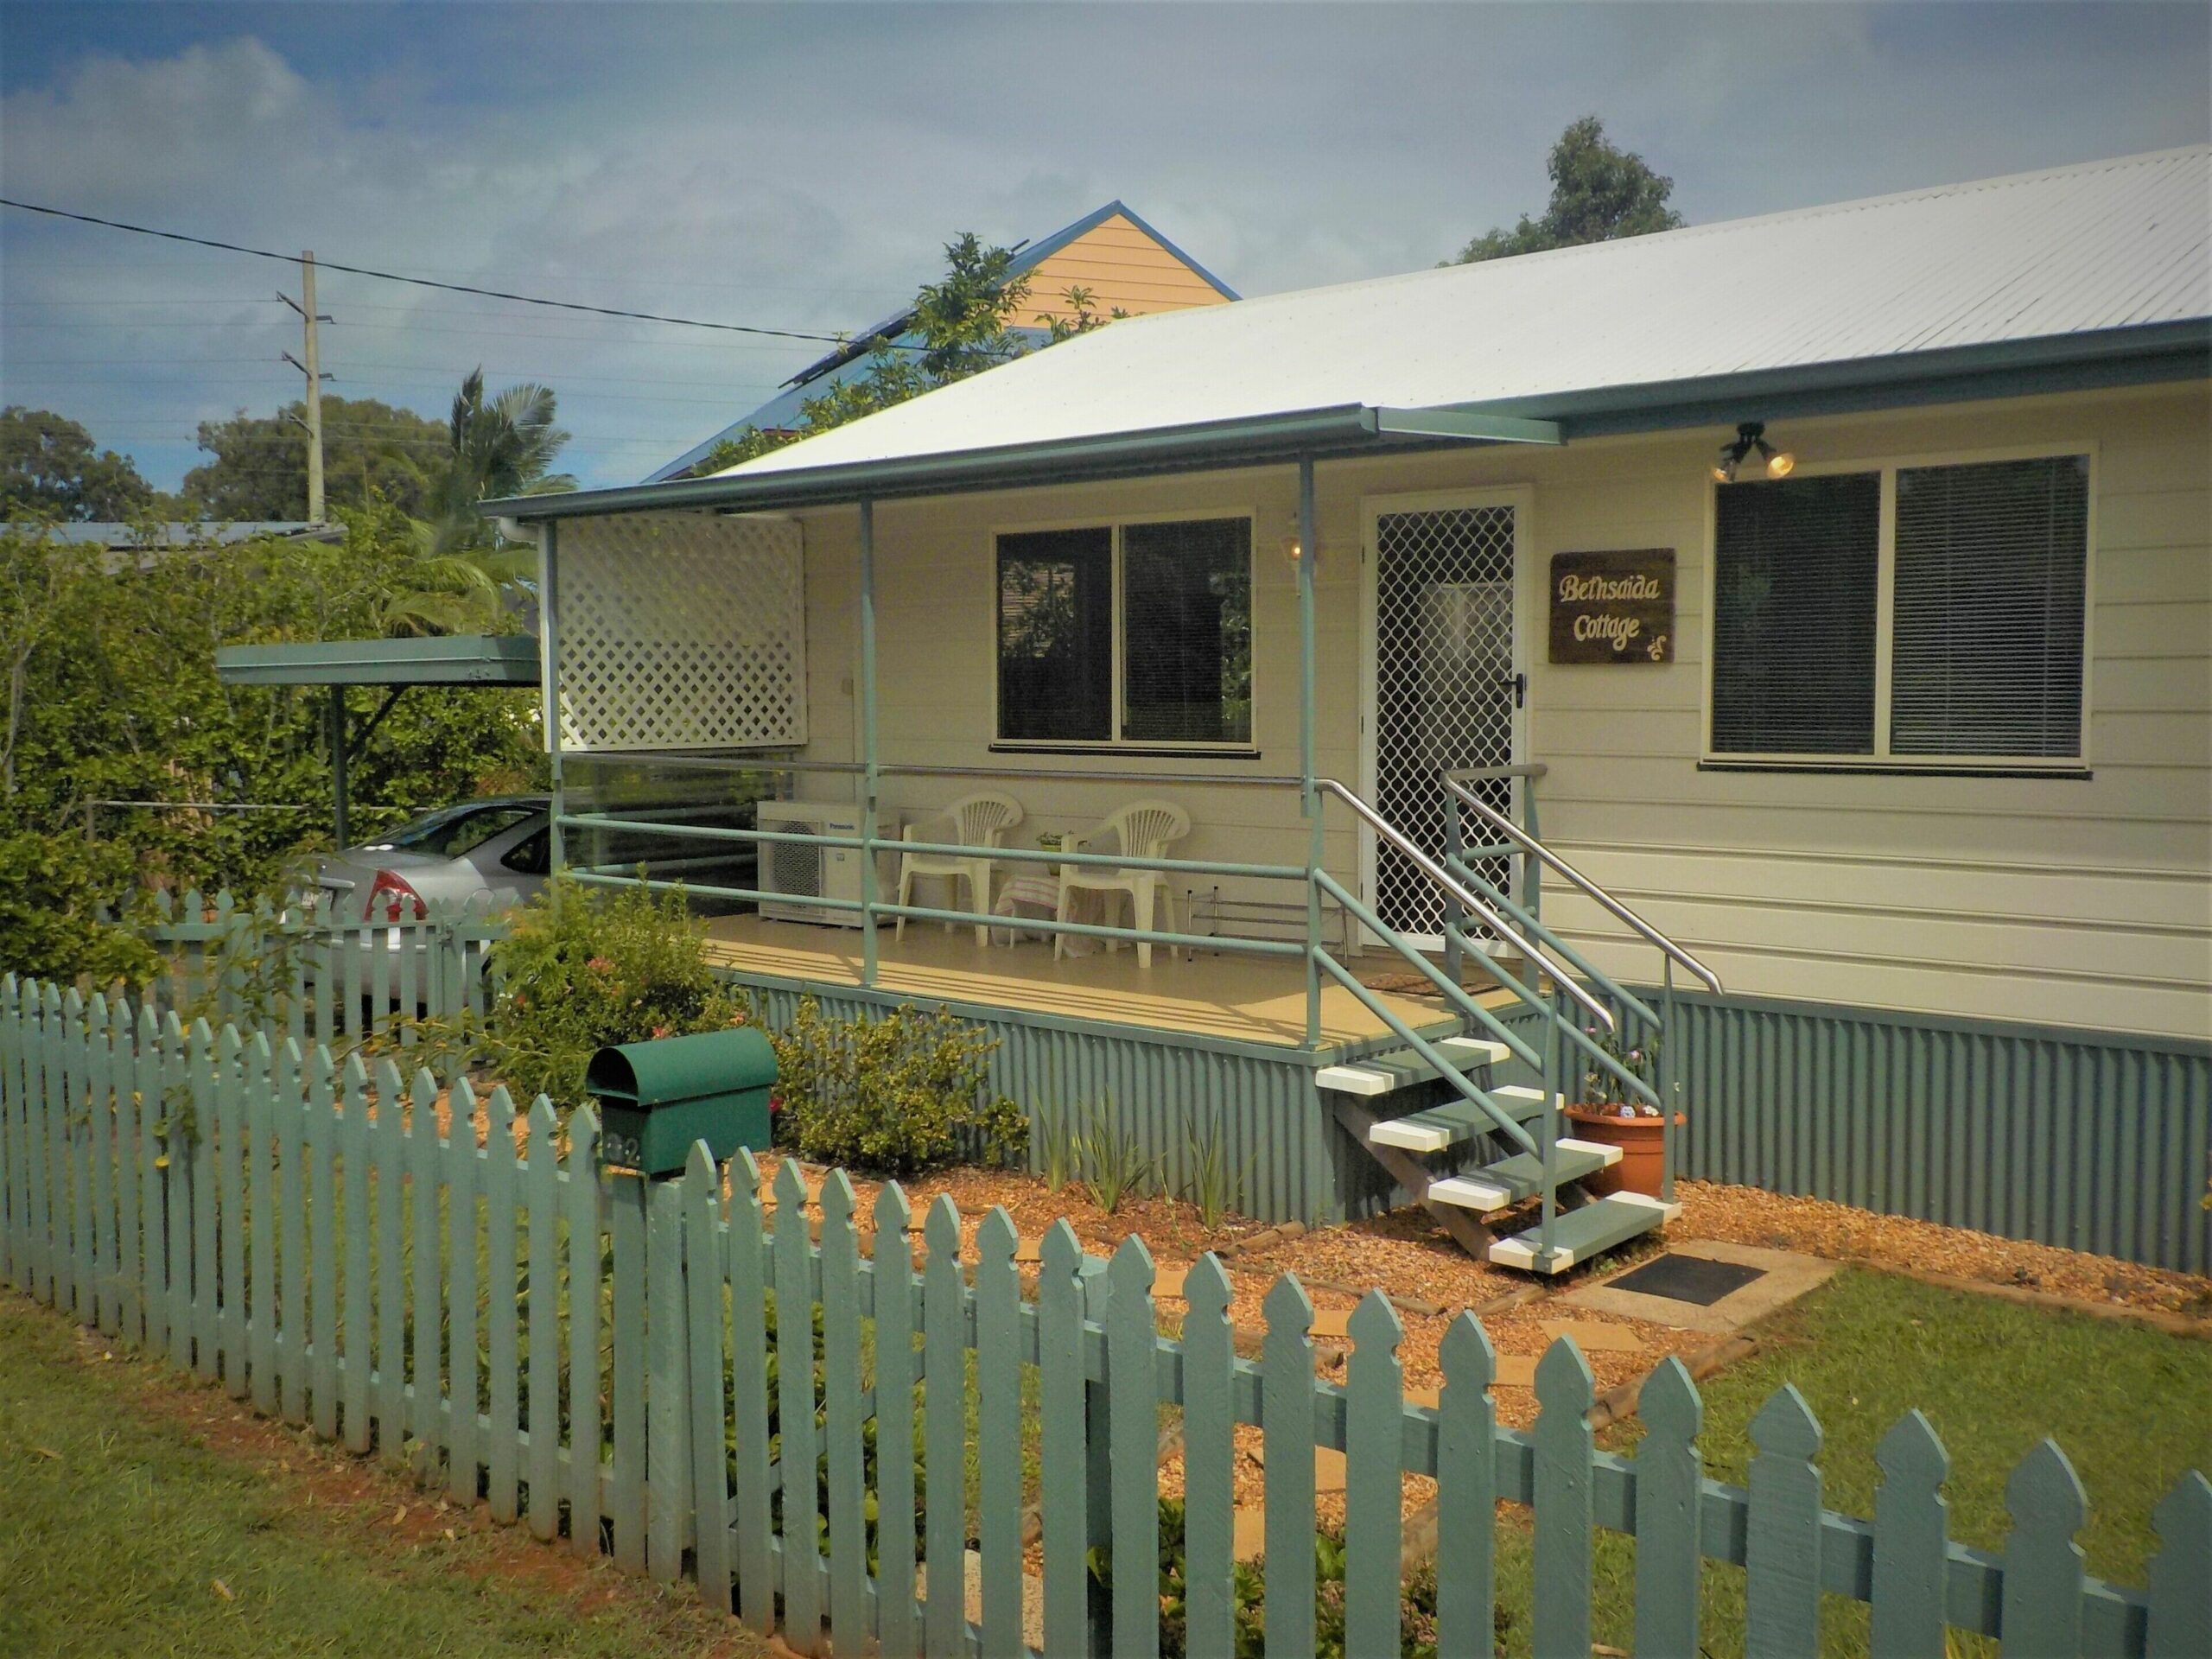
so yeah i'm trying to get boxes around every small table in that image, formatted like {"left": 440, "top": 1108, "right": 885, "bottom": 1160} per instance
{"left": 991, "top": 868, "right": 1107, "bottom": 952}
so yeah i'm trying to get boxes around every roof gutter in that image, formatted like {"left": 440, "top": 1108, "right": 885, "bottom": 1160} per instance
{"left": 484, "top": 404, "right": 1560, "bottom": 522}
{"left": 1443, "top": 318, "right": 2212, "bottom": 437}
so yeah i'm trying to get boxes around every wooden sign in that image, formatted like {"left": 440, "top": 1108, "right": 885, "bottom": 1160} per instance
{"left": 1549, "top": 548, "right": 1675, "bottom": 664}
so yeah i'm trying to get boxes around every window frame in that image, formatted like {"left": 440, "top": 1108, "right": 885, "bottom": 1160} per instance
{"left": 1700, "top": 441, "right": 2097, "bottom": 772}
{"left": 988, "top": 506, "right": 1260, "bottom": 756}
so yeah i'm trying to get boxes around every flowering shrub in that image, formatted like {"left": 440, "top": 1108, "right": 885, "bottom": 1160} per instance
{"left": 467, "top": 876, "right": 750, "bottom": 1109}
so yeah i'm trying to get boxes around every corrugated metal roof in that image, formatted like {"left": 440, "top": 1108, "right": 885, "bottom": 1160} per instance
{"left": 646, "top": 200, "right": 1240, "bottom": 482}
{"left": 28, "top": 520, "right": 340, "bottom": 548}
{"left": 719, "top": 147, "right": 2210, "bottom": 480}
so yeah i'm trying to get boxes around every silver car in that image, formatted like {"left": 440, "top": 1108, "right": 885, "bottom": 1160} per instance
{"left": 315, "top": 795, "right": 554, "bottom": 924}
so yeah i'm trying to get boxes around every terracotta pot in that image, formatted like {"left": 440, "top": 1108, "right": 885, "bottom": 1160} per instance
{"left": 1562, "top": 1107, "right": 1687, "bottom": 1198}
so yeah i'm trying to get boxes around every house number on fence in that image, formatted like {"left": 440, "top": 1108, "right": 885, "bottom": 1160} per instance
{"left": 1549, "top": 548, "right": 1675, "bottom": 663}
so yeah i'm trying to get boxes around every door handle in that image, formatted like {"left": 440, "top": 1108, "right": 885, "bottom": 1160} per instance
{"left": 1500, "top": 671, "right": 1527, "bottom": 709}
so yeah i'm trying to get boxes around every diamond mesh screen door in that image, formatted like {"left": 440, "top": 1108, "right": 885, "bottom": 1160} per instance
{"left": 1368, "top": 503, "right": 1519, "bottom": 944}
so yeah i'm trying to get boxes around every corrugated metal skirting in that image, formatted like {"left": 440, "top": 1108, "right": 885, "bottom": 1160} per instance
{"left": 741, "top": 982, "right": 1386, "bottom": 1228}
{"left": 1506, "top": 993, "right": 2212, "bottom": 1275}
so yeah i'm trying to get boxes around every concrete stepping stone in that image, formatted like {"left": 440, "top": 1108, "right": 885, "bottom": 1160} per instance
{"left": 1014, "top": 1236, "right": 1041, "bottom": 1264}
{"left": 1541, "top": 1318, "right": 1643, "bottom": 1352}
{"left": 1406, "top": 1385, "right": 1441, "bottom": 1411}
{"left": 1309, "top": 1306, "right": 1353, "bottom": 1340}
{"left": 1494, "top": 1354, "right": 1538, "bottom": 1388}
{"left": 1232, "top": 1506, "right": 1268, "bottom": 1562}
{"left": 1315, "top": 1446, "right": 1347, "bottom": 1493}
{"left": 1154, "top": 1265, "right": 1188, "bottom": 1301}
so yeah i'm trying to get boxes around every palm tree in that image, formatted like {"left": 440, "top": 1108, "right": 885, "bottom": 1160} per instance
{"left": 391, "top": 369, "right": 575, "bottom": 633}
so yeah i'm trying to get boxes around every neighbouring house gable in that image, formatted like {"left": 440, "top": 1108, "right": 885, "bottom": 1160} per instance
{"left": 647, "top": 201, "right": 1236, "bottom": 480}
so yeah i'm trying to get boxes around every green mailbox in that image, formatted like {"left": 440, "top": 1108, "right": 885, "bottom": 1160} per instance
{"left": 584, "top": 1027, "right": 775, "bottom": 1178}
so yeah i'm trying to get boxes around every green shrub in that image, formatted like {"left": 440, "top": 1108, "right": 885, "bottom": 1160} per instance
{"left": 1090, "top": 1498, "right": 1452, "bottom": 1657}
{"left": 469, "top": 876, "right": 750, "bottom": 1109}
{"left": 770, "top": 996, "right": 1027, "bottom": 1175}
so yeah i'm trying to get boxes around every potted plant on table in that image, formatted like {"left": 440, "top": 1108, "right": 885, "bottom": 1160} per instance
{"left": 1563, "top": 1028, "right": 1682, "bottom": 1198}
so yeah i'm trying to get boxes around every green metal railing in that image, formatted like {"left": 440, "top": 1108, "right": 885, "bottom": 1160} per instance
{"left": 1441, "top": 768, "right": 1728, "bottom": 1260}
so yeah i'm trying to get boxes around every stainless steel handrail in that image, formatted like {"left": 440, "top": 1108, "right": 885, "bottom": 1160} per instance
{"left": 1441, "top": 776, "right": 1724, "bottom": 995}
{"left": 1314, "top": 778, "right": 1617, "bottom": 1033}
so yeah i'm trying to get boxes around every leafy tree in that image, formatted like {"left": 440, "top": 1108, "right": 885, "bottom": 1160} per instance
{"left": 693, "top": 234, "right": 1117, "bottom": 475}
{"left": 1449, "top": 116, "right": 1685, "bottom": 264}
{"left": 0, "top": 507, "right": 544, "bottom": 979}
{"left": 0, "top": 407, "right": 160, "bottom": 522}
{"left": 181, "top": 395, "right": 448, "bottom": 521}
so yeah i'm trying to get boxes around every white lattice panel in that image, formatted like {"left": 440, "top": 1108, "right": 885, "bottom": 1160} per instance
{"left": 555, "top": 512, "right": 806, "bottom": 753}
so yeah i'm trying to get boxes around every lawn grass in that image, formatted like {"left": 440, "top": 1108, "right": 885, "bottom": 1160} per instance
{"left": 1491, "top": 1265, "right": 2212, "bottom": 1656}
{"left": 0, "top": 1291, "right": 762, "bottom": 1659}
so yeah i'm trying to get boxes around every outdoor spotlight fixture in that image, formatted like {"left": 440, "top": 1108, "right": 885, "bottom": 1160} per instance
{"left": 1281, "top": 507, "right": 1304, "bottom": 564}
{"left": 1712, "top": 421, "right": 1796, "bottom": 483}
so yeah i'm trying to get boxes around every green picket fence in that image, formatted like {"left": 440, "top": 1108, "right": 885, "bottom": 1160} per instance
{"left": 136, "top": 886, "right": 507, "bottom": 1052}
{"left": 2, "top": 976, "right": 2206, "bottom": 1656}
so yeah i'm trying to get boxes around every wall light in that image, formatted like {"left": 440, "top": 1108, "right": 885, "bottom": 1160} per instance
{"left": 1713, "top": 421, "right": 1796, "bottom": 483}
{"left": 1281, "top": 508, "right": 1304, "bottom": 564}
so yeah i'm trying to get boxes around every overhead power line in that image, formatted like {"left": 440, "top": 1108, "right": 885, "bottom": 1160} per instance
{"left": 0, "top": 197, "right": 871, "bottom": 346}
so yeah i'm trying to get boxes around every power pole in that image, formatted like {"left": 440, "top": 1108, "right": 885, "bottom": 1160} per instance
{"left": 278, "top": 251, "right": 333, "bottom": 522}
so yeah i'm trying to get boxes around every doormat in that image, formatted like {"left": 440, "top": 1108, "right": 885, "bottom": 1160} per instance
{"left": 1606, "top": 1254, "right": 1767, "bottom": 1306}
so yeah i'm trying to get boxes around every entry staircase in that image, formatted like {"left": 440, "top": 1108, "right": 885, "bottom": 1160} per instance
{"left": 1311, "top": 768, "right": 1724, "bottom": 1275}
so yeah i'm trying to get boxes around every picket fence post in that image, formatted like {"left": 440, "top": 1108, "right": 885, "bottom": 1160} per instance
{"left": 564, "top": 1103, "right": 605, "bottom": 1559}
{"left": 1038, "top": 1219, "right": 1090, "bottom": 1659}
{"left": 486, "top": 1084, "right": 522, "bottom": 1521}
{"left": 2001, "top": 1439, "right": 2088, "bottom": 1654}
{"left": 338, "top": 1052, "right": 372, "bottom": 1453}
{"left": 645, "top": 1161, "right": 690, "bottom": 1584}
{"left": 867, "top": 1185, "right": 919, "bottom": 1659}
{"left": 111, "top": 996, "right": 142, "bottom": 1347}
{"left": 683, "top": 1140, "right": 734, "bottom": 1615}
{"left": 1636, "top": 1355, "right": 1707, "bottom": 1656}
{"left": 728, "top": 1150, "right": 779, "bottom": 1632}
{"left": 1872, "top": 1408, "right": 1951, "bottom": 1656}
{"left": 1260, "top": 1273, "right": 1316, "bottom": 1659}
{"left": 2147, "top": 1471, "right": 2212, "bottom": 1656}
{"left": 1344, "top": 1289, "right": 1405, "bottom": 1659}
{"left": 1108, "top": 1235, "right": 1161, "bottom": 1659}
{"left": 446, "top": 1077, "right": 481, "bottom": 1507}
{"left": 1535, "top": 1338, "right": 1598, "bottom": 1658}
{"left": 275, "top": 1037, "right": 307, "bottom": 1426}
{"left": 921, "top": 1193, "right": 965, "bottom": 1659}
{"left": 1745, "top": 1383, "right": 1824, "bottom": 1657}
{"left": 1435, "top": 1312, "right": 1498, "bottom": 1656}
{"left": 524, "top": 1097, "right": 563, "bottom": 1541}
{"left": 246, "top": 1028, "right": 277, "bottom": 1411}
{"left": 86, "top": 991, "right": 113, "bottom": 1337}
{"left": 820, "top": 1171, "right": 869, "bottom": 1651}
{"left": 608, "top": 1164, "right": 647, "bottom": 1573}
{"left": 411, "top": 1068, "right": 446, "bottom": 1486}
{"left": 1179, "top": 1251, "right": 1236, "bottom": 1659}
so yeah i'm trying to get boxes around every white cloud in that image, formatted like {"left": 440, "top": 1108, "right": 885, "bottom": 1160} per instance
{"left": 2, "top": 7, "right": 2204, "bottom": 490}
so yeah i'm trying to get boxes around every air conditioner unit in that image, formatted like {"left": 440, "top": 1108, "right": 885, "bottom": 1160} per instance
{"left": 756, "top": 800, "right": 870, "bottom": 926}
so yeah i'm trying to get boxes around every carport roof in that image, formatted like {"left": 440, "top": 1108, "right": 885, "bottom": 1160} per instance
{"left": 213, "top": 635, "right": 540, "bottom": 687}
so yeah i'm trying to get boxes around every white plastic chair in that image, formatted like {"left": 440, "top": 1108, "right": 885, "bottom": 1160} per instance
{"left": 895, "top": 791, "right": 1024, "bottom": 947}
{"left": 1054, "top": 799, "right": 1192, "bottom": 969}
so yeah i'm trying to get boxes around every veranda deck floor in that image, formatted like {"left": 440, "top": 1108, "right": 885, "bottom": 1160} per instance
{"left": 698, "top": 912, "right": 1467, "bottom": 1051}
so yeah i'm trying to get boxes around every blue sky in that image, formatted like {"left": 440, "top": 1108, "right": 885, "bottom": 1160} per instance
{"left": 3, "top": 2, "right": 2206, "bottom": 493}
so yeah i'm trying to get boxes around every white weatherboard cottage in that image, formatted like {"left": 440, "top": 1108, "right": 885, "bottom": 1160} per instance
{"left": 494, "top": 148, "right": 2211, "bottom": 1275}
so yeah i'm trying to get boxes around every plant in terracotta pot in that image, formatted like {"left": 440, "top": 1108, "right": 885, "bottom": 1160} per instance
{"left": 1564, "top": 1027, "right": 1682, "bottom": 1198}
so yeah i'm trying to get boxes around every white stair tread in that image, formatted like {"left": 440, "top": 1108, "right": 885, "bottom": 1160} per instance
{"left": 1368, "top": 1087, "right": 1563, "bottom": 1152}
{"left": 1487, "top": 1192, "right": 1681, "bottom": 1274}
{"left": 1425, "top": 1140, "right": 1621, "bottom": 1213}
{"left": 1316, "top": 1036, "right": 1510, "bottom": 1097}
